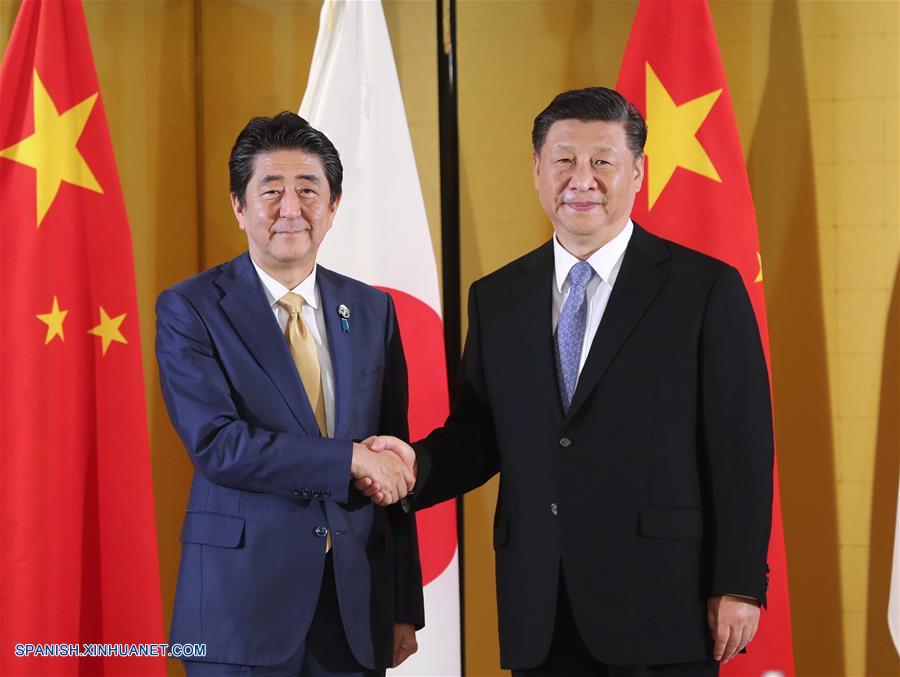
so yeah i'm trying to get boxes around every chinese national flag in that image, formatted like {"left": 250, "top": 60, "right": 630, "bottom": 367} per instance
{"left": 0, "top": 1, "right": 164, "bottom": 675}
{"left": 617, "top": 1, "right": 795, "bottom": 675}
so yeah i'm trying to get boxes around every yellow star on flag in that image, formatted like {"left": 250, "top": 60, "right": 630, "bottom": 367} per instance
{"left": 0, "top": 70, "right": 103, "bottom": 227}
{"left": 88, "top": 306, "right": 127, "bottom": 355}
{"left": 36, "top": 295, "right": 68, "bottom": 344}
{"left": 755, "top": 251, "right": 764, "bottom": 283}
{"left": 644, "top": 62, "right": 722, "bottom": 210}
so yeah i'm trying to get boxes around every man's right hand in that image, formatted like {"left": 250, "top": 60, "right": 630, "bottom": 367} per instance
{"left": 350, "top": 441, "right": 415, "bottom": 506}
{"left": 353, "top": 436, "right": 417, "bottom": 506}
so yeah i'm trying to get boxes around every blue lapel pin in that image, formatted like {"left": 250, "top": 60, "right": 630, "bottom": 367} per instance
{"left": 337, "top": 304, "right": 351, "bottom": 333}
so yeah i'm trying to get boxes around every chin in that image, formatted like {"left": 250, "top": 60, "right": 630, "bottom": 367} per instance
{"left": 561, "top": 224, "right": 606, "bottom": 238}
{"left": 272, "top": 247, "right": 311, "bottom": 263}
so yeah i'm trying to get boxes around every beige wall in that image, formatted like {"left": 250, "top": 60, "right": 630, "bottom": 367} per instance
{"left": 1, "top": 1, "right": 897, "bottom": 676}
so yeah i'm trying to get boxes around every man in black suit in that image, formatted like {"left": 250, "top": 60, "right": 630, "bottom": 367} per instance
{"left": 358, "top": 87, "right": 773, "bottom": 676}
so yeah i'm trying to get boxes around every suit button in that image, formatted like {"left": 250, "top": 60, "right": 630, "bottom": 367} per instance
{"left": 550, "top": 502, "right": 559, "bottom": 516}
{"left": 558, "top": 437, "right": 572, "bottom": 448}
{"left": 314, "top": 526, "right": 328, "bottom": 538}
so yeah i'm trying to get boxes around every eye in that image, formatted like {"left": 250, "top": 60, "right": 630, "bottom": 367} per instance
{"left": 262, "top": 189, "right": 281, "bottom": 197}
{"left": 554, "top": 157, "right": 573, "bottom": 165}
{"left": 299, "top": 188, "right": 318, "bottom": 196}
{"left": 594, "top": 159, "right": 611, "bottom": 166}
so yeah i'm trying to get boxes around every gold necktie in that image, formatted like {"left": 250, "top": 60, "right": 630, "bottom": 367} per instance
{"left": 277, "top": 292, "right": 327, "bottom": 435}
{"left": 278, "top": 292, "right": 331, "bottom": 551}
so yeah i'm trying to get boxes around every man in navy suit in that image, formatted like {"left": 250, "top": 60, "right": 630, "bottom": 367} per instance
{"left": 156, "top": 112, "right": 423, "bottom": 676}
{"left": 360, "top": 88, "right": 773, "bottom": 676}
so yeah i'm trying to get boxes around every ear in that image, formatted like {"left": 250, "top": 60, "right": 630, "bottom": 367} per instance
{"left": 230, "top": 192, "right": 246, "bottom": 230}
{"left": 532, "top": 152, "right": 541, "bottom": 189}
{"left": 320, "top": 194, "right": 341, "bottom": 235}
{"left": 328, "top": 193, "right": 342, "bottom": 216}
{"left": 632, "top": 154, "right": 645, "bottom": 193}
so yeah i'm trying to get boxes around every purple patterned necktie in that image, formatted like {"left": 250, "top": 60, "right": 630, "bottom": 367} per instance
{"left": 556, "top": 261, "right": 594, "bottom": 412}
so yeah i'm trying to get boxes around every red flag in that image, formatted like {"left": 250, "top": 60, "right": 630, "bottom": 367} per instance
{"left": 0, "top": 1, "right": 164, "bottom": 675}
{"left": 617, "top": 1, "right": 795, "bottom": 674}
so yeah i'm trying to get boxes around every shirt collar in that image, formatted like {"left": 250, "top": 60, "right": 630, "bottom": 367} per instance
{"left": 553, "top": 219, "right": 634, "bottom": 292}
{"left": 251, "top": 258, "right": 319, "bottom": 310}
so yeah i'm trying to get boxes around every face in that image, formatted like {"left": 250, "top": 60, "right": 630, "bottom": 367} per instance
{"left": 533, "top": 119, "right": 644, "bottom": 252}
{"left": 231, "top": 148, "right": 339, "bottom": 278}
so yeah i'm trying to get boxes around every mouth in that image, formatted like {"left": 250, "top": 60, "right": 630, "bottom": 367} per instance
{"left": 564, "top": 202, "right": 601, "bottom": 212}
{"left": 271, "top": 228, "right": 310, "bottom": 237}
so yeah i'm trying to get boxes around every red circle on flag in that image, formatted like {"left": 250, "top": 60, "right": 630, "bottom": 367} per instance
{"left": 380, "top": 287, "right": 458, "bottom": 586}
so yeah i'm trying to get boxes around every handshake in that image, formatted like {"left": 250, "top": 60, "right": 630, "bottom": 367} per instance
{"left": 350, "top": 436, "right": 417, "bottom": 506}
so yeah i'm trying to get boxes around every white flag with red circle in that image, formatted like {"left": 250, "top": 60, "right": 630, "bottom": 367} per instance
{"left": 300, "top": 1, "right": 461, "bottom": 674}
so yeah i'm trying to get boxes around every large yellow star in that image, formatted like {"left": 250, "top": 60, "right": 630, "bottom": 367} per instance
{"left": 0, "top": 70, "right": 103, "bottom": 227}
{"left": 644, "top": 63, "right": 722, "bottom": 210}
{"left": 88, "top": 306, "right": 127, "bottom": 355}
{"left": 36, "top": 295, "right": 68, "bottom": 345}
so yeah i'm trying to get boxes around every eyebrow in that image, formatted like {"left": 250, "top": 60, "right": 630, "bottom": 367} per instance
{"left": 258, "top": 174, "right": 321, "bottom": 185}
{"left": 552, "top": 143, "right": 615, "bottom": 153}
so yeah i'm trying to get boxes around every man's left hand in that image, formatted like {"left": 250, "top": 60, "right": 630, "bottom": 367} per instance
{"left": 392, "top": 623, "right": 418, "bottom": 667}
{"left": 707, "top": 594, "right": 760, "bottom": 663}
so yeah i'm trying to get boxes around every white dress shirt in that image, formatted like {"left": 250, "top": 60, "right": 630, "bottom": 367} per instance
{"left": 551, "top": 219, "right": 634, "bottom": 380}
{"left": 251, "top": 260, "right": 336, "bottom": 437}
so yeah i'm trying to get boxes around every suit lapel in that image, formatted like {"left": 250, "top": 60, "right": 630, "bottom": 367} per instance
{"left": 216, "top": 253, "right": 319, "bottom": 435}
{"left": 566, "top": 224, "right": 671, "bottom": 421}
{"left": 317, "top": 267, "right": 354, "bottom": 440}
{"left": 513, "top": 241, "right": 565, "bottom": 423}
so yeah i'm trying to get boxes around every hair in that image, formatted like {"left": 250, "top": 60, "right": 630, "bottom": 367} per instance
{"left": 531, "top": 87, "right": 647, "bottom": 159}
{"left": 229, "top": 111, "right": 343, "bottom": 207}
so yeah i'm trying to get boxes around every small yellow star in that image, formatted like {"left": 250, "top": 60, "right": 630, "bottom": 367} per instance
{"left": 755, "top": 251, "right": 763, "bottom": 283}
{"left": 644, "top": 62, "right": 722, "bottom": 210}
{"left": 88, "top": 306, "right": 127, "bottom": 355}
{"left": 0, "top": 70, "right": 103, "bottom": 227}
{"left": 36, "top": 295, "right": 68, "bottom": 344}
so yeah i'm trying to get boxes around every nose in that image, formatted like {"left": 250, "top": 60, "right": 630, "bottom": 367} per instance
{"left": 279, "top": 189, "right": 302, "bottom": 219}
{"left": 569, "top": 159, "right": 598, "bottom": 192}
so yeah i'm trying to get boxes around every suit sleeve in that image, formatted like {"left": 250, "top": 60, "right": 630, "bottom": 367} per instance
{"left": 380, "top": 296, "right": 425, "bottom": 629}
{"left": 155, "top": 288, "right": 353, "bottom": 502}
{"left": 413, "top": 281, "right": 501, "bottom": 510}
{"left": 700, "top": 266, "right": 774, "bottom": 605}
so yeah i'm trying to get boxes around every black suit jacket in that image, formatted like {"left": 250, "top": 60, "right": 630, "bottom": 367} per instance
{"left": 413, "top": 224, "right": 773, "bottom": 668}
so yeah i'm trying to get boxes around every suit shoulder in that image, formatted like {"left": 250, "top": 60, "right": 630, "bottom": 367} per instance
{"left": 318, "top": 267, "right": 392, "bottom": 306}
{"left": 667, "top": 239, "right": 726, "bottom": 267}
{"left": 316, "top": 268, "right": 399, "bottom": 334}
{"left": 471, "top": 241, "right": 552, "bottom": 293}
{"left": 643, "top": 230, "right": 735, "bottom": 283}
{"left": 159, "top": 262, "right": 228, "bottom": 305}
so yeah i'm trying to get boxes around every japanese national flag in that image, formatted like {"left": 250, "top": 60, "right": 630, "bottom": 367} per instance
{"left": 300, "top": 1, "right": 461, "bottom": 674}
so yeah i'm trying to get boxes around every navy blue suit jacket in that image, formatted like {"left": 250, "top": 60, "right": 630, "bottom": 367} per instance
{"left": 156, "top": 252, "right": 424, "bottom": 669}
